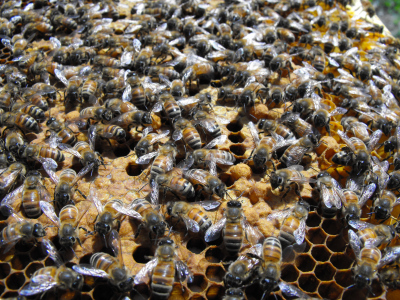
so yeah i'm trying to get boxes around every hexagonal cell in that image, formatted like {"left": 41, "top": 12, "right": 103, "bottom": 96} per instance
{"left": 126, "top": 163, "right": 142, "bottom": 176}
{"left": 133, "top": 246, "right": 153, "bottom": 263}
{"left": 318, "top": 281, "right": 343, "bottom": 299}
{"left": 230, "top": 144, "right": 246, "bottom": 156}
{"left": 281, "top": 264, "right": 300, "bottom": 282}
{"left": 30, "top": 242, "right": 48, "bottom": 260}
{"left": 93, "top": 282, "right": 115, "bottom": 300}
{"left": 342, "top": 286, "right": 368, "bottom": 300}
{"left": 206, "top": 285, "right": 225, "bottom": 299}
{"left": 330, "top": 253, "right": 353, "bottom": 269}
{"left": 1, "top": 292, "right": 19, "bottom": 299}
{"left": 25, "top": 262, "right": 44, "bottom": 278}
{"left": 314, "top": 263, "right": 336, "bottom": 281}
{"left": 205, "top": 246, "right": 223, "bottom": 263}
{"left": 321, "top": 218, "right": 342, "bottom": 235}
{"left": 44, "top": 256, "right": 56, "bottom": 267}
{"left": 298, "top": 274, "right": 320, "bottom": 293}
{"left": 14, "top": 241, "right": 33, "bottom": 253}
{"left": 0, "top": 282, "right": 4, "bottom": 295}
{"left": 227, "top": 121, "right": 243, "bottom": 132}
{"left": 335, "top": 270, "right": 353, "bottom": 288}
{"left": 6, "top": 272, "right": 25, "bottom": 290}
{"left": 189, "top": 296, "right": 206, "bottom": 300}
{"left": 228, "top": 133, "right": 244, "bottom": 143}
{"left": 114, "top": 145, "right": 130, "bottom": 157}
{"left": 295, "top": 254, "right": 316, "bottom": 272}
{"left": 187, "top": 238, "right": 207, "bottom": 254}
{"left": 311, "top": 245, "right": 331, "bottom": 262}
{"left": 326, "top": 235, "right": 347, "bottom": 252}
{"left": 132, "top": 283, "right": 150, "bottom": 300}
{"left": 206, "top": 265, "right": 224, "bottom": 283}
{"left": 306, "top": 212, "right": 322, "bottom": 227}
{"left": 0, "top": 262, "right": 11, "bottom": 279}
{"left": 11, "top": 253, "right": 31, "bottom": 270}
{"left": 188, "top": 274, "right": 208, "bottom": 293}
{"left": 370, "top": 279, "right": 384, "bottom": 298}
{"left": 171, "top": 282, "right": 189, "bottom": 299}
{"left": 306, "top": 228, "right": 326, "bottom": 245}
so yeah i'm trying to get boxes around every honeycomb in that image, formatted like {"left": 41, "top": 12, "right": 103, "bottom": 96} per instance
{"left": 0, "top": 0, "right": 399, "bottom": 299}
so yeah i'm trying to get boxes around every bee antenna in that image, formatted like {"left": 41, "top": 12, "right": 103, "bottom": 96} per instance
{"left": 131, "top": 288, "right": 147, "bottom": 300}
{"left": 70, "top": 246, "right": 79, "bottom": 259}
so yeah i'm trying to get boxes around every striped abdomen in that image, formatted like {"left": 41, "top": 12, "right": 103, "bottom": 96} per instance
{"left": 22, "top": 187, "right": 41, "bottom": 218}
{"left": 151, "top": 261, "right": 175, "bottom": 299}
{"left": 169, "top": 177, "right": 195, "bottom": 200}
{"left": 15, "top": 113, "right": 39, "bottom": 133}
{"left": 164, "top": 98, "right": 181, "bottom": 121}
{"left": 130, "top": 198, "right": 153, "bottom": 217}
{"left": 59, "top": 204, "right": 79, "bottom": 227}
{"left": 151, "top": 155, "right": 173, "bottom": 179}
{"left": 223, "top": 220, "right": 243, "bottom": 254}
{"left": 263, "top": 237, "right": 282, "bottom": 264}
{"left": 32, "top": 266, "right": 58, "bottom": 279}
{"left": 38, "top": 146, "right": 65, "bottom": 162}
{"left": 279, "top": 216, "right": 299, "bottom": 247}
{"left": 57, "top": 127, "right": 77, "bottom": 145}
{"left": 182, "top": 127, "right": 202, "bottom": 150}
{"left": 59, "top": 169, "right": 77, "bottom": 185}
{"left": 91, "top": 252, "right": 120, "bottom": 276}
{"left": 187, "top": 207, "right": 212, "bottom": 232}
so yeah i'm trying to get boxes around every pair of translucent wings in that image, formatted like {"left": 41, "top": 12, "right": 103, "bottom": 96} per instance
{"left": 345, "top": 175, "right": 377, "bottom": 208}
{"left": 318, "top": 176, "right": 345, "bottom": 209}
{"left": 174, "top": 201, "right": 220, "bottom": 233}
{"left": 204, "top": 215, "right": 264, "bottom": 245}
{"left": 337, "top": 129, "right": 382, "bottom": 154}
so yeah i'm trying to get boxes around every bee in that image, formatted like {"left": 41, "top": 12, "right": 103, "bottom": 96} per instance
{"left": 340, "top": 116, "right": 371, "bottom": 144}
{"left": 87, "top": 188, "right": 143, "bottom": 237}
{"left": 55, "top": 71, "right": 83, "bottom": 104}
{"left": 349, "top": 220, "right": 396, "bottom": 250}
{"left": 43, "top": 161, "right": 94, "bottom": 208}
{"left": 0, "top": 139, "right": 14, "bottom": 168}
{"left": 127, "top": 198, "right": 167, "bottom": 238}
{"left": 32, "top": 83, "right": 59, "bottom": 100}
{"left": 0, "top": 162, "right": 27, "bottom": 197}
{"left": 371, "top": 188, "right": 400, "bottom": 221}
{"left": 177, "top": 91, "right": 214, "bottom": 115}
{"left": 321, "top": 22, "right": 339, "bottom": 53}
{"left": 237, "top": 82, "right": 268, "bottom": 111}
{"left": 73, "top": 230, "right": 134, "bottom": 292}
{"left": 80, "top": 106, "right": 113, "bottom": 125}
{"left": 166, "top": 200, "right": 220, "bottom": 233}
{"left": 110, "top": 109, "right": 153, "bottom": 130}
{"left": 387, "top": 170, "right": 400, "bottom": 192}
{"left": 134, "top": 238, "right": 193, "bottom": 299}
{"left": 182, "top": 62, "right": 215, "bottom": 88}
{"left": 0, "top": 209, "right": 46, "bottom": 253}
{"left": 18, "top": 143, "right": 65, "bottom": 162}
{"left": 379, "top": 265, "right": 400, "bottom": 289}
{"left": 20, "top": 239, "right": 83, "bottom": 296}
{"left": 247, "top": 121, "right": 290, "bottom": 171}
{"left": 205, "top": 200, "right": 263, "bottom": 255}
{"left": 40, "top": 201, "right": 90, "bottom": 249}
{"left": 0, "top": 170, "right": 51, "bottom": 218}
{"left": 315, "top": 172, "right": 345, "bottom": 218}
{"left": 81, "top": 73, "right": 104, "bottom": 103}
{"left": 135, "top": 127, "right": 170, "bottom": 158}
{"left": 193, "top": 110, "right": 229, "bottom": 139}
{"left": 104, "top": 98, "right": 137, "bottom": 116}
{"left": 134, "top": 48, "right": 152, "bottom": 73}
{"left": 3, "top": 128, "right": 25, "bottom": 155}
{"left": 280, "top": 133, "right": 320, "bottom": 167}
{"left": 270, "top": 165, "right": 316, "bottom": 201}
{"left": 50, "top": 12, "right": 78, "bottom": 31}
{"left": 136, "top": 141, "right": 178, "bottom": 180}
{"left": 0, "top": 112, "right": 39, "bottom": 133}
{"left": 91, "top": 55, "right": 121, "bottom": 68}
{"left": 216, "top": 85, "right": 240, "bottom": 103}
{"left": 333, "top": 130, "right": 382, "bottom": 176}
{"left": 173, "top": 117, "right": 202, "bottom": 150}
{"left": 280, "top": 112, "right": 318, "bottom": 139}
{"left": 46, "top": 117, "right": 77, "bottom": 146}
{"left": 89, "top": 123, "right": 126, "bottom": 146}
{"left": 159, "top": 92, "right": 182, "bottom": 123}
{"left": 145, "top": 66, "right": 180, "bottom": 81}
{"left": 150, "top": 171, "right": 196, "bottom": 203}
{"left": 312, "top": 106, "right": 347, "bottom": 135}
{"left": 11, "top": 102, "right": 45, "bottom": 120}
{"left": 269, "top": 53, "right": 293, "bottom": 80}
{"left": 223, "top": 288, "right": 245, "bottom": 300}
{"left": 62, "top": 141, "right": 105, "bottom": 171}
{"left": 257, "top": 118, "right": 295, "bottom": 140}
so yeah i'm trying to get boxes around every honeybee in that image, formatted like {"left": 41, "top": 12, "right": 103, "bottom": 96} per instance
{"left": 280, "top": 133, "right": 320, "bottom": 167}
{"left": 43, "top": 160, "right": 94, "bottom": 207}
{"left": 269, "top": 53, "right": 293, "bottom": 80}
{"left": 80, "top": 105, "right": 113, "bottom": 124}
{"left": 172, "top": 117, "right": 202, "bottom": 150}
{"left": 267, "top": 200, "right": 310, "bottom": 248}
{"left": 11, "top": 101, "right": 45, "bottom": 120}
{"left": 88, "top": 188, "right": 143, "bottom": 237}
{"left": 0, "top": 112, "right": 39, "bottom": 133}
{"left": 341, "top": 176, "right": 376, "bottom": 222}
{"left": 73, "top": 230, "right": 134, "bottom": 292}
{"left": 55, "top": 70, "right": 83, "bottom": 104}
{"left": 3, "top": 128, "right": 25, "bottom": 155}
{"left": 315, "top": 172, "right": 345, "bottom": 218}
{"left": 349, "top": 220, "right": 396, "bottom": 250}
{"left": 0, "top": 162, "right": 27, "bottom": 197}
{"left": 0, "top": 209, "right": 46, "bottom": 253}
{"left": 379, "top": 265, "right": 400, "bottom": 289}
{"left": 46, "top": 117, "right": 77, "bottom": 146}
{"left": 134, "top": 238, "right": 193, "bottom": 299}
{"left": 177, "top": 92, "right": 214, "bottom": 115}
{"left": 110, "top": 109, "right": 153, "bottom": 130}
{"left": 40, "top": 201, "right": 90, "bottom": 249}
{"left": 135, "top": 127, "right": 170, "bottom": 158}
{"left": 181, "top": 62, "right": 215, "bottom": 88}
{"left": 18, "top": 143, "right": 65, "bottom": 162}
{"left": 136, "top": 141, "right": 178, "bottom": 180}
{"left": 91, "top": 55, "right": 121, "bottom": 68}
{"left": 81, "top": 73, "right": 104, "bottom": 103}
{"left": 205, "top": 200, "right": 263, "bottom": 255}
{"left": 280, "top": 112, "right": 318, "bottom": 139}
{"left": 20, "top": 239, "right": 83, "bottom": 296}
{"left": 127, "top": 198, "right": 167, "bottom": 238}
{"left": 237, "top": 81, "right": 268, "bottom": 111}
{"left": 257, "top": 118, "right": 294, "bottom": 140}
{"left": 341, "top": 116, "right": 371, "bottom": 144}
{"left": 332, "top": 130, "right": 381, "bottom": 176}
{"left": 312, "top": 106, "right": 347, "bottom": 135}
{"left": 1, "top": 170, "right": 51, "bottom": 218}
{"left": 321, "top": 22, "right": 339, "bottom": 53}
{"left": 133, "top": 48, "right": 152, "bottom": 73}
{"left": 193, "top": 110, "right": 230, "bottom": 139}
{"left": 166, "top": 200, "right": 220, "bottom": 233}
{"left": 247, "top": 121, "right": 290, "bottom": 171}
{"left": 89, "top": 123, "right": 126, "bottom": 146}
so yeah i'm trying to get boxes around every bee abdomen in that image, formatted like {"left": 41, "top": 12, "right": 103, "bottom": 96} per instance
{"left": 224, "top": 223, "right": 243, "bottom": 254}
{"left": 22, "top": 189, "right": 41, "bottom": 217}
{"left": 151, "top": 262, "right": 175, "bottom": 299}
{"left": 182, "top": 128, "right": 202, "bottom": 150}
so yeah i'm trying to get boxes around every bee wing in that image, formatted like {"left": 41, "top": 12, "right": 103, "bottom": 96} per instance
{"left": 348, "top": 219, "right": 374, "bottom": 231}
{"left": 243, "top": 218, "right": 264, "bottom": 245}
{"left": 330, "top": 107, "right": 347, "bottom": 117}
{"left": 284, "top": 145, "right": 309, "bottom": 167}
{"left": 248, "top": 121, "right": 260, "bottom": 145}
{"left": 20, "top": 276, "right": 58, "bottom": 296}
{"left": 337, "top": 130, "right": 356, "bottom": 153}
{"left": 184, "top": 169, "right": 207, "bottom": 185}
{"left": 150, "top": 130, "right": 170, "bottom": 144}
{"left": 181, "top": 215, "right": 200, "bottom": 232}
{"left": 0, "top": 232, "right": 22, "bottom": 252}
{"left": 149, "top": 179, "right": 159, "bottom": 206}
{"left": 175, "top": 260, "right": 194, "bottom": 283}
{"left": 194, "top": 200, "right": 221, "bottom": 210}
{"left": 87, "top": 188, "right": 103, "bottom": 214}
{"left": 378, "top": 246, "right": 400, "bottom": 268}
{"left": 177, "top": 97, "right": 200, "bottom": 107}
{"left": 72, "top": 264, "right": 110, "bottom": 278}
{"left": 294, "top": 220, "right": 306, "bottom": 245}
{"left": 142, "top": 126, "right": 153, "bottom": 138}
{"left": 198, "top": 119, "right": 219, "bottom": 133}
{"left": 58, "top": 143, "right": 82, "bottom": 159}
{"left": 348, "top": 229, "right": 361, "bottom": 260}
{"left": 55, "top": 69, "right": 68, "bottom": 86}
{"left": 122, "top": 84, "right": 132, "bottom": 102}
{"left": 215, "top": 116, "right": 230, "bottom": 125}
{"left": 134, "top": 258, "right": 158, "bottom": 285}
{"left": 204, "top": 135, "right": 227, "bottom": 149}
{"left": 204, "top": 216, "right": 226, "bottom": 242}
{"left": 279, "top": 281, "right": 310, "bottom": 299}
{"left": 205, "top": 152, "right": 235, "bottom": 166}
{"left": 266, "top": 209, "right": 292, "bottom": 223}
{"left": 359, "top": 183, "right": 376, "bottom": 207}
{"left": 136, "top": 151, "right": 158, "bottom": 164}
{"left": 158, "top": 74, "right": 172, "bottom": 87}
{"left": 72, "top": 163, "right": 95, "bottom": 186}
{"left": 321, "top": 184, "right": 335, "bottom": 209}
{"left": 327, "top": 56, "right": 340, "bottom": 67}
{"left": 111, "top": 200, "right": 143, "bottom": 221}
{"left": 1, "top": 168, "right": 24, "bottom": 191}
{"left": 0, "top": 185, "right": 23, "bottom": 208}
{"left": 152, "top": 102, "right": 163, "bottom": 113}
{"left": 367, "top": 129, "right": 382, "bottom": 152}
{"left": 209, "top": 40, "right": 226, "bottom": 51}
{"left": 40, "top": 201, "right": 60, "bottom": 226}
{"left": 208, "top": 158, "right": 217, "bottom": 177}
{"left": 89, "top": 125, "right": 97, "bottom": 151}
{"left": 42, "top": 238, "right": 63, "bottom": 267}
{"left": 172, "top": 129, "right": 183, "bottom": 141}
{"left": 109, "top": 229, "right": 123, "bottom": 263}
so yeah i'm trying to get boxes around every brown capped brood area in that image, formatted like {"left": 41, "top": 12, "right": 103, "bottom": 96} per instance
{"left": 0, "top": 0, "right": 399, "bottom": 299}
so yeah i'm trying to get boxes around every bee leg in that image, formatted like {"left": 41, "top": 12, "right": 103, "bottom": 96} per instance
{"left": 281, "top": 186, "right": 291, "bottom": 201}
{"left": 76, "top": 189, "right": 87, "bottom": 199}
{"left": 134, "top": 223, "right": 144, "bottom": 239}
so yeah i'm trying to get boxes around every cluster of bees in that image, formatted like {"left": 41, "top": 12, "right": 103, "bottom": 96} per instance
{"left": 0, "top": 0, "right": 400, "bottom": 299}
